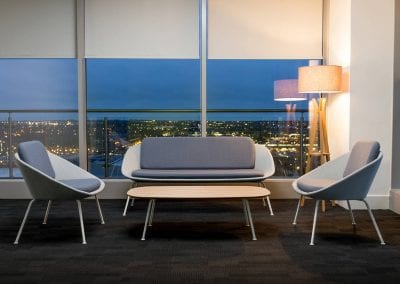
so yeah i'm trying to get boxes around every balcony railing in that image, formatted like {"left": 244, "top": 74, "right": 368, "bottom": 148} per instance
{"left": 0, "top": 109, "right": 310, "bottom": 179}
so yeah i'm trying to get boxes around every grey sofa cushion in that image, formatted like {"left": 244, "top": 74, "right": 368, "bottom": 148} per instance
{"left": 17, "top": 140, "right": 56, "bottom": 178}
{"left": 132, "top": 169, "right": 264, "bottom": 179}
{"left": 297, "top": 178, "right": 336, "bottom": 192}
{"left": 343, "top": 141, "right": 380, "bottom": 177}
{"left": 140, "top": 137, "right": 255, "bottom": 169}
{"left": 59, "top": 178, "right": 101, "bottom": 192}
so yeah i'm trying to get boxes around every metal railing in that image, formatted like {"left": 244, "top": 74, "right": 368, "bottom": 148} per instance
{"left": 0, "top": 109, "right": 309, "bottom": 179}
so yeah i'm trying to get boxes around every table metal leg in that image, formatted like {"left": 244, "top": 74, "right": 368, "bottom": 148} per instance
{"left": 141, "top": 199, "right": 154, "bottom": 240}
{"left": 123, "top": 196, "right": 130, "bottom": 216}
{"left": 242, "top": 199, "right": 250, "bottom": 226}
{"left": 293, "top": 198, "right": 301, "bottom": 225}
{"left": 148, "top": 200, "right": 156, "bottom": 227}
{"left": 243, "top": 199, "right": 257, "bottom": 240}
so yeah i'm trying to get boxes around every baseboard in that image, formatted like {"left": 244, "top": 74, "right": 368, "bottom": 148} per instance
{"left": 0, "top": 178, "right": 298, "bottom": 199}
{"left": 336, "top": 195, "right": 389, "bottom": 210}
{"left": 389, "top": 189, "right": 400, "bottom": 213}
{"left": 0, "top": 179, "right": 390, "bottom": 210}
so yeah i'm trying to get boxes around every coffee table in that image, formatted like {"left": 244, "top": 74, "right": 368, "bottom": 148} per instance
{"left": 126, "top": 185, "right": 271, "bottom": 241}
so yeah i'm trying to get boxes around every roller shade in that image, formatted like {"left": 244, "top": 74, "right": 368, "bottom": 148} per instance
{"left": 85, "top": 0, "right": 199, "bottom": 59}
{"left": 0, "top": 0, "right": 76, "bottom": 58}
{"left": 208, "top": 0, "right": 323, "bottom": 59}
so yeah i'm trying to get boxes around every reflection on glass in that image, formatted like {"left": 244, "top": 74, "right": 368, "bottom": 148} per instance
{"left": 207, "top": 112, "right": 309, "bottom": 177}
{"left": 87, "top": 112, "right": 201, "bottom": 178}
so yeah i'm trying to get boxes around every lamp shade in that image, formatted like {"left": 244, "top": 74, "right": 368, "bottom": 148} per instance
{"left": 298, "top": 65, "right": 342, "bottom": 93}
{"left": 274, "top": 79, "right": 307, "bottom": 101}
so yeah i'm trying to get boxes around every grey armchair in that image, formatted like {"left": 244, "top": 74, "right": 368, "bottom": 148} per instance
{"left": 14, "top": 141, "right": 105, "bottom": 244}
{"left": 292, "top": 141, "right": 384, "bottom": 245}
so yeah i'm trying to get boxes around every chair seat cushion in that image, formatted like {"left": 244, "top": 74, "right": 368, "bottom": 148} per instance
{"left": 297, "top": 178, "right": 337, "bottom": 192}
{"left": 59, "top": 178, "right": 101, "bottom": 192}
{"left": 131, "top": 169, "right": 265, "bottom": 180}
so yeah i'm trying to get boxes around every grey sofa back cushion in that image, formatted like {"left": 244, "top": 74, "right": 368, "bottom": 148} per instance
{"left": 343, "top": 141, "right": 380, "bottom": 177}
{"left": 140, "top": 137, "right": 255, "bottom": 169}
{"left": 17, "top": 140, "right": 56, "bottom": 178}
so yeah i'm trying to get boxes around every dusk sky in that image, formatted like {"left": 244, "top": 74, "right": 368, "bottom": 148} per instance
{"left": 0, "top": 58, "right": 310, "bottom": 114}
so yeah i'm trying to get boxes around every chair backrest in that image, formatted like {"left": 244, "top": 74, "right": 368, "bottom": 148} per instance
{"left": 140, "top": 136, "right": 255, "bottom": 169}
{"left": 17, "top": 140, "right": 56, "bottom": 178}
{"left": 343, "top": 140, "right": 380, "bottom": 177}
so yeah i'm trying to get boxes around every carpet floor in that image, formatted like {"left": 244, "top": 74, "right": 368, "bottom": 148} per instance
{"left": 1, "top": 199, "right": 400, "bottom": 283}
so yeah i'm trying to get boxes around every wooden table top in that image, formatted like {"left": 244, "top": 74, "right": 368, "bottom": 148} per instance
{"left": 127, "top": 185, "right": 270, "bottom": 199}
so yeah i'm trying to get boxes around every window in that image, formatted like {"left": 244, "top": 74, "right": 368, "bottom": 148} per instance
{"left": 0, "top": 59, "right": 78, "bottom": 178}
{"left": 86, "top": 59, "right": 201, "bottom": 178}
{"left": 207, "top": 60, "right": 310, "bottom": 176}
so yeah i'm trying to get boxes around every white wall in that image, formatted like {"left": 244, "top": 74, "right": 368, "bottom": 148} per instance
{"left": 326, "top": 0, "right": 395, "bottom": 209}
{"left": 350, "top": 0, "right": 394, "bottom": 208}
{"left": 325, "top": 0, "right": 351, "bottom": 159}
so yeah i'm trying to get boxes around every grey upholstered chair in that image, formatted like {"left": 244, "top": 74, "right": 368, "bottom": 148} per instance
{"left": 14, "top": 141, "right": 105, "bottom": 244}
{"left": 292, "top": 141, "right": 384, "bottom": 245}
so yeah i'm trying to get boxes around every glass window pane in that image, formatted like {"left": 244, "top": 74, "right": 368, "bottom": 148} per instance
{"left": 207, "top": 59, "right": 311, "bottom": 177}
{"left": 11, "top": 113, "right": 79, "bottom": 178}
{"left": 207, "top": 112, "right": 308, "bottom": 177}
{"left": 87, "top": 112, "right": 200, "bottom": 178}
{"left": 207, "top": 59, "right": 309, "bottom": 109}
{"left": 87, "top": 59, "right": 201, "bottom": 178}
{"left": 87, "top": 59, "right": 200, "bottom": 110}
{"left": 0, "top": 59, "right": 78, "bottom": 178}
{"left": 0, "top": 59, "right": 77, "bottom": 110}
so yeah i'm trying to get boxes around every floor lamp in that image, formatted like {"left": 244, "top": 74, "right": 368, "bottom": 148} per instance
{"left": 297, "top": 65, "right": 343, "bottom": 211}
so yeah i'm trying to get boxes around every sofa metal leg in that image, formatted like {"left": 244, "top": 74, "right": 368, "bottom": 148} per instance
{"left": 266, "top": 196, "right": 274, "bottom": 216}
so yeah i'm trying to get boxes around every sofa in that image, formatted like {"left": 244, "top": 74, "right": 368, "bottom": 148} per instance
{"left": 121, "top": 136, "right": 275, "bottom": 182}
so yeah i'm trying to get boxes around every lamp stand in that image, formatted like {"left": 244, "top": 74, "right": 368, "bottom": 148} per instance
{"left": 300, "top": 96, "right": 335, "bottom": 212}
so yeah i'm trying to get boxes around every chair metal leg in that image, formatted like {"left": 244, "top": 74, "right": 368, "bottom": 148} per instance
{"left": 347, "top": 200, "right": 356, "bottom": 225}
{"left": 95, "top": 195, "right": 105, "bottom": 224}
{"left": 266, "top": 196, "right": 274, "bottom": 216}
{"left": 42, "top": 200, "right": 52, "bottom": 225}
{"left": 148, "top": 200, "right": 156, "bottom": 227}
{"left": 242, "top": 199, "right": 250, "bottom": 226}
{"left": 14, "top": 199, "right": 35, "bottom": 245}
{"left": 130, "top": 198, "right": 135, "bottom": 207}
{"left": 141, "top": 199, "right": 154, "bottom": 240}
{"left": 362, "top": 200, "right": 385, "bottom": 245}
{"left": 262, "top": 198, "right": 267, "bottom": 207}
{"left": 293, "top": 197, "right": 301, "bottom": 225}
{"left": 243, "top": 199, "right": 257, "bottom": 240}
{"left": 123, "top": 196, "right": 130, "bottom": 216}
{"left": 77, "top": 200, "right": 87, "bottom": 244}
{"left": 310, "top": 200, "right": 320, "bottom": 245}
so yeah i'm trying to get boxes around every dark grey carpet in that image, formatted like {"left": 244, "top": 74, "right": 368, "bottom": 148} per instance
{"left": 1, "top": 199, "right": 400, "bottom": 283}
